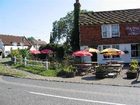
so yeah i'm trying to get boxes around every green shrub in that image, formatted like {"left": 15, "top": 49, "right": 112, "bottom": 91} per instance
{"left": 96, "top": 65, "right": 106, "bottom": 73}
{"left": 130, "top": 59, "right": 139, "bottom": 71}
{"left": 11, "top": 49, "right": 20, "bottom": 58}
{"left": 19, "top": 49, "right": 29, "bottom": 58}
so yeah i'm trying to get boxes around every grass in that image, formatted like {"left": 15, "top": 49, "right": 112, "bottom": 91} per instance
{"left": 13, "top": 63, "right": 59, "bottom": 77}
{"left": 0, "top": 58, "right": 71, "bottom": 77}
{"left": 0, "top": 64, "right": 26, "bottom": 78}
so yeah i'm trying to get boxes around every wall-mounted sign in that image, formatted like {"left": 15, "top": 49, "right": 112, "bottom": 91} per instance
{"left": 126, "top": 26, "right": 140, "bottom": 35}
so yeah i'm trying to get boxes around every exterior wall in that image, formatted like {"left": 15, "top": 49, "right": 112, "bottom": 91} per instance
{"left": 4, "top": 45, "right": 29, "bottom": 57}
{"left": 80, "top": 23, "right": 140, "bottom": 46}
{"left": 80, "top": 23, "right": 140, "bottom": 63}
{"left": 0, "top": 41, "right": 4, "bottom": 59}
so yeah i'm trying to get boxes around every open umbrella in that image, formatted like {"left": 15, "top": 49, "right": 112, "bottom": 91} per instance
{"left": 72, "top": 50, "right": 92, "bottom": 57}
{"left": 101, "top": 48, "right": 124, "bottom": 56}
{"left": 87, "top": 48, "right": 100, "bottom": 53}
{"left": 30, "top": 50, "right": 41, "bottom": 54}
{"left": 40, "top": 49, "right": 53, "bottom": 54}
{"left": 100, "top": 48, "right": 125, "bottom": 64}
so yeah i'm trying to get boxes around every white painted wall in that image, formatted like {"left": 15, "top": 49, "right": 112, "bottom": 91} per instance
{"left": 0, "top": 41, "right": 4, "bottom": 59}
{"left": 4, "top": 45, "right": 29, "bottom": 57}
{"left": 0, "top": 41, "right": 4, "bottom": 51}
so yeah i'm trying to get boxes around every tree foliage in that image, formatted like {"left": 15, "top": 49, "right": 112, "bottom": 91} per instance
{"left": 71, "top": 2, "right": 80, "bottom": 51}
{"left": 50, "top": 11, "right": 74, "bottom": 45}
{"left": 50, "top": 10, "right": 88, "bottom": 52}
{"left": 27, "top": 37, "right": 35, "bottom": 41}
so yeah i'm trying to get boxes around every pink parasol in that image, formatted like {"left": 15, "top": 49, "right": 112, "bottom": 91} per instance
{"left": 40, "top": 49, "right": 53, "bottom": 54}
{"left": 72, "top": 50, "right": 93, "bottom": 57}
{"left": 30, "top": 50, "right": 41, "bottom": 54}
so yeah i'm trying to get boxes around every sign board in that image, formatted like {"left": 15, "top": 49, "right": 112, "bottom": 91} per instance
{"left": 126, "top": 26, "right": 140, "bottom": 35}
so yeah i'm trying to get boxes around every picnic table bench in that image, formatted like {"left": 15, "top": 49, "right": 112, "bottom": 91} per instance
{"left": 101, "top": 64, "right": 123, "bottom": 78}
{"left": 136, "top": 67, "right": 140, "bottom": 81}
{"left": 74, "top": 63, "right": 92, "bottom": 75}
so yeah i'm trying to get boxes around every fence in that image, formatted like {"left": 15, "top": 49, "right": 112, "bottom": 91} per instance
{"left": 12, "top": 56, "right": 49, "bottom": 70}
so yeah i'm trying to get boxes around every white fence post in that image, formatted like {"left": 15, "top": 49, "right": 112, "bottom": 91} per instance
{"left": 45, "top": 61, "right": 48, "bottom": 70}
{"left": 14, "top": 56, "right": 16, "bottom": 64}
{"left": 24, "top": 57, "right": 27, "bottom": 66}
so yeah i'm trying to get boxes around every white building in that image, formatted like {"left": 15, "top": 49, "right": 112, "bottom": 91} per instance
{"left": 0, "top": 34, "right": 31, "bottom": 57}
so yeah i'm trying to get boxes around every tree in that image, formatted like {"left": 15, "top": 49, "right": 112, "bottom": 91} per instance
{"left": 50, "top": 11, "right": 74, "bottom": 46}
{"left": 27, "top": 37, "right": 35, "bottom": 41}
{"left": 71, "top": 0, "right": 81, "bottom": 51}
{"left": 50, "top": 0, "right": 88, "bottom": 52}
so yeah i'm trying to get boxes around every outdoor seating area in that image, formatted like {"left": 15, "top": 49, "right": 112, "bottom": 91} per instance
{"left": 95, "top": 63, "right": 124, "bottom": 78}
{"left": 71, "top": 47, "right": 126, "bottom": 79}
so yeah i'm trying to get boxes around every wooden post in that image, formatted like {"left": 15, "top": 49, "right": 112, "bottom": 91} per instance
{"left": 14, "top": 56, "right": 16, "bottom": 64}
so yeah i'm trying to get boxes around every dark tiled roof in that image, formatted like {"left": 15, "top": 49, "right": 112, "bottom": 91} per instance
{"left": 0, "top": 34, "right": 31, "bottom": 46}
{"left": 30, "top": 39, "right": 47, "bottom": 45}
{"left": 37, "top": 40, "right": 47, "bottom": 45}
{"left": 80, "top": 8, "right": 140, "bottom": 25}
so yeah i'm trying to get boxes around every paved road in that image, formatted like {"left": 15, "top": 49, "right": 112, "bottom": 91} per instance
{"left": 0, "top": 76, "right": 140, "bottom": 105}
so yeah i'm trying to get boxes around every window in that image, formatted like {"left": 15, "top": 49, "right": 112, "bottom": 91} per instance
{"left": 131, "top": 44, "right": 140, "bottom": 57}
{"left": 12, "top": 42, "right": 17, "bottom": 46}
{"left": 20, "top": 42, "right": 24, "bottom": 46}
{"left": 102, "top": 25, "right": 111, "bottom": 38}
{"left": 112, "top": 44, "right": 119, "bottom": 49}
{"left": 112, "top": 24, "right": 120, "bottom": 37}
{"left": 101, "top": 24, "right": 120, "bottom": 38}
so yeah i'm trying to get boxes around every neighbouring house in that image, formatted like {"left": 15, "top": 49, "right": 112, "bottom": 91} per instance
{"left": 79, "top": 8, "right": 140, "bottom": 64}
{"left": 0, "top": 34, "right": 31, "bottom": 57}
{"left": 29, "top": 39, "right": 47, "bottom": 50}
{"left": 0, "top": 39, "right": 4, "bottom": 59}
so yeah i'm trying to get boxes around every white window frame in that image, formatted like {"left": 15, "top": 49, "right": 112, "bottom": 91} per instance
{"left": 101, "top": 24, "right": 120, "bottom": 38}
{"left": 131, "top": 44, "right": 140, "bottom": 57}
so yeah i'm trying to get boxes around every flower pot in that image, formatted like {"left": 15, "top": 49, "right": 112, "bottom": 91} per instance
{"left": 126, "top": 72, "right": 137, "bottom": 79}
{"left": 95, "top": 72, "right": 106, "bottom": 79}
{"left": 65, "top": 72, "right": 75, "bottom": 78}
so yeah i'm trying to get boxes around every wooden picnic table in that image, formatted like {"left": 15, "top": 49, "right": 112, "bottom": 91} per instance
{"left": 73, "top": 63, "right": 92, "bottom": 75}
{"left": 101, "top": 64, "right": 123, "bottom": 77}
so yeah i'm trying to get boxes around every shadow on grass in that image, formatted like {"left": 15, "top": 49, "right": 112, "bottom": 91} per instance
{"left": 1, "top": 61, "right": 13, "bottom": 66}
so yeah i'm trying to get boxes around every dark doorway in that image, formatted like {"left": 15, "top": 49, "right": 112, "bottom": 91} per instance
{"left": 91, "top": 52, "right": 97, "bottom": 62}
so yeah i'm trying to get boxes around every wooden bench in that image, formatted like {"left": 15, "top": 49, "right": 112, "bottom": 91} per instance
{"left": 136, "top": 67, "right": 140, "bottom": 81}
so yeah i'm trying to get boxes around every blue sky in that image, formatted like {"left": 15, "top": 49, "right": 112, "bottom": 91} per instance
{"left": 0, "top": 0, "right": 140, "bottom": 43}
